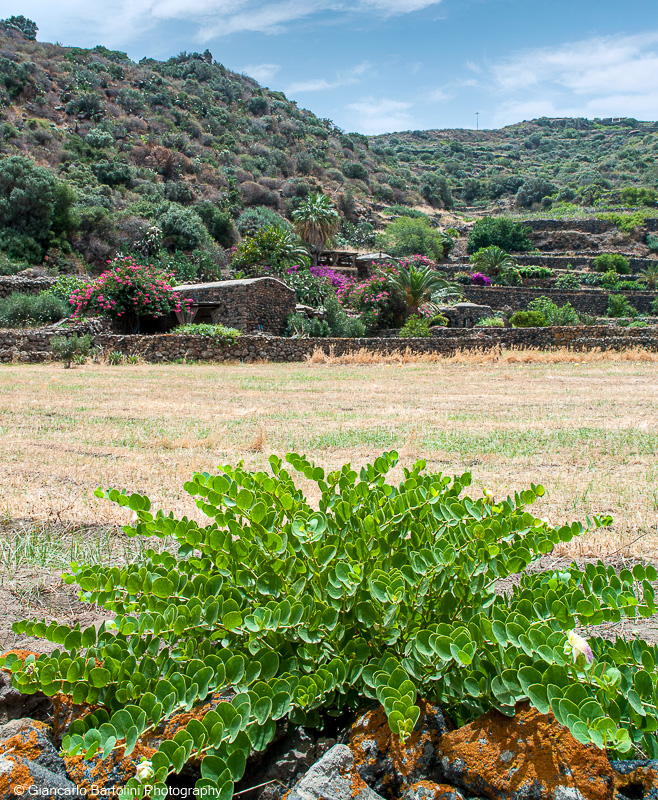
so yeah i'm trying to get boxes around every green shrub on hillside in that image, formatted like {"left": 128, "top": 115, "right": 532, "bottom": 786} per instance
{"left": 527, "top": 296, "right": 580, "bottom": 326}
{"left": 467, "top": 218, "right": 532, "bottom": 254}
{"left": 399, "top": 314, "right": 432, "bottom": 337}
{"left": 378, "top": 217, "right": 452, "bottom": 260}
{"left": 8, "top": 451, "right": 657, "bottom": 800}
{"left": 0, "top": 292, "right": 69, "bottom": 327}
{"left": 607, "top": 294, "right": 637, "bottom": 318}
{"left": 0, "top": 156, "right": 76, "bottom": 263}
{"left": 172, "top": 323, "right": 241, "bottom": 342}
{"left": 554, "top": 273, "right": 582, "bottom": 289}
{"left": 50, "top": 332, "right": 92, "bottom": 368}
{"left": 509, "top": 309, "right": 547, "bottom": 327}
{"left": 592, "top": 254, "right": 631, "bottom": 274}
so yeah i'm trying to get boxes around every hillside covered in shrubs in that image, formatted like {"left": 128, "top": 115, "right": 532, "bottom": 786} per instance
{"left": 1, "top": 15, "right": 658, "bottom": 280}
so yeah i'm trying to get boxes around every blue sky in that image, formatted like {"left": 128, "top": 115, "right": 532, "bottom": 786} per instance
{"left": 7, "top": 0, "right": 658, "bottom": 134}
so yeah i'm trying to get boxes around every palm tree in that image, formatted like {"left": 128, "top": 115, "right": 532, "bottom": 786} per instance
{"left": 641, "top": 263, "right": 658, "bottom": 290}
{"left": 386, "top": 264, "right": 450, "bottom": 317}
{"left": 292, "top": 193, "right": 339, "bottom": 266}
{"left": 470, "top": 246, "right": 516, "bottom": 277}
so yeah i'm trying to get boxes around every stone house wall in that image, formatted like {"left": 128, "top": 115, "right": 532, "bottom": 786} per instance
{"left": 174, "top": 277, "right": 296, "bottom": 334}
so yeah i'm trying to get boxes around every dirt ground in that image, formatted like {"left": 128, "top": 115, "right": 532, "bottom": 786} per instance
{"left": 0, "top": 355, "right": 656, "bottom": 651}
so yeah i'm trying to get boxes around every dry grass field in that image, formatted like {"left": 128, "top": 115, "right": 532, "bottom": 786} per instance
{"left": 0, "top": 350, "right": 657, "bottom": 648}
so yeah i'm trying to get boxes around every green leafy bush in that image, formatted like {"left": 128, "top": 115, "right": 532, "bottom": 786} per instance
{"left": 597, "top": 212, "right": 647, "bottom": 234}
{"left": 0, "top": 156, "right": 76, "bottom": 263}
{"left": 606, "top": 294, "right": 637, "bottom": 318}
{"left": 526, "top": 297, "right": 580, "bottom": 326}
{"left": 475, "top": 316, "right": 504, "bottom": 327}
{"left": 510, "top": 310, "right": 547, "bottom": 327}
{"left": 592, "top": 254, "right": 631, "bottom": 275}
{"left": 7, "top": 451, "right": 656, "bottom": 800}
{"left": 399, "top": 314, "right": 432, "bottom": 337}
{"left": 157, "top": 207, "right": 208, "bottom": 252}
{"left": 231, "top": 226, "right": 308, "bottom": 271}
{"left": 0, "top": 252, "right": 27, "bottom": 275}
{"left": 172, "top": 323, "right": 241, "bottom": 342}
{"left": 285, "top": 294, "right": 365, "bottom": 338}
{"left": 554, "top": 273, "right": 581, "bottom": 290}
{"left": 43, "top": 275, "right": 91, "bottom": 306}
{"left": 378, "top": 217, "right": 452, "bottom": 260}
{"left": 236, "top": 207, "right": 291, "bottom": 237}
{"left": 467, "top": 218, "right": 532, "bottom": 254}
{"left": 651, "top": 297, "right": 658, "bottom": 315}
{"left": 517, "top": 266, "right": 554, "bottom": 279}
{"left": 0, "top": 15, "right": 38, "bottom": 40}
{"left": 50, "top": 333, "right": 92, "bottom": 368}
{"left": 0, "top": 292, "right": 69, "bottom": 328}
{"left": 645, "top": 234, "right": 658, "bottom": 254}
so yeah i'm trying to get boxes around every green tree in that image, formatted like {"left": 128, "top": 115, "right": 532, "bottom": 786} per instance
{"left": 420, "top": 172, "right": 453, "bottom": 209}
{"left": 0, "top": 156, "right": 76, "bottom": 263}
{"left": 0, "top": 15, "right": 37, "bottom": 40}
{"left": 467, "top": 217, "right": 532, "bottom": 254}
{"left": 379, "top": 216, "right": 450, "bottom": 261}
{"left": 157, "top": 206, "right": 208, "bottom": 252}
{"left": 292, "top": 193, "right": 339, "bottom": 267}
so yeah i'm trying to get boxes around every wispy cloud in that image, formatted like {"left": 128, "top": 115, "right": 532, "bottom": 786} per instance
{"left": 19, "top": 0, "right": 444, "bottom": 44}
{"left": 242, "top": 62, "right": 281, "bottom": 84}
{"left": 287, "top": 61, "right": 371, "bottom": 94}
{"left": 485, "top": 31, "right": 658, "bottom": 125}
{"left": 345, "top": 97, "right": 414, "bottom": 134}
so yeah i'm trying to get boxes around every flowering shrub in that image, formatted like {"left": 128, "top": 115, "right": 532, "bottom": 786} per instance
{"left": 398, "top": 254, "right": 437, "bottom": 270}
{"left": 7, "top": 452, "right": 657, "bottom": 800}
{"left": 469, "top": 272, "right": 491, "bottom": 286}
{"left": 279, "top": 264, "right": 348, "bottom": 306}
{"left": 70, "top": 256, "right": 192, "bottom": 331}
{"left": 337, "top": 264, "right": 406, "bottom": 328}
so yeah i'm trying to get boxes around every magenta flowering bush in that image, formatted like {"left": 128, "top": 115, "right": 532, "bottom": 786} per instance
{"left": 469, "top": 272, "right": 492, "bottom": 286}
{"left": 337, "top": 264, "right": 406, "bottom": 328}
{"left": 70, "top": 256, "right": 192, "bottom": 332}
{"left": 398, "top": 254, "right": 437, "bottom": 270}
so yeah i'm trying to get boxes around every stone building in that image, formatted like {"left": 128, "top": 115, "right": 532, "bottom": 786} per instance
{"left": 172, "top": 277, "right": 296, "bottom": 334}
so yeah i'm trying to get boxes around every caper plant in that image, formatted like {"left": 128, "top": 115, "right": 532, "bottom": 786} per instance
{"left": 4, "top": 452, "right": 658, "bottom": 800}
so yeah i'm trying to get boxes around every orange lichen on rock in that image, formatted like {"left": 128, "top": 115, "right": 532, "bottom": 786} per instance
{"left": 51, "top": 694, "right": 96, "bottom": 741}
{"left": 613, "top": 763, "right": 658, "bottom": 797}
{"left": 403, "top": 781, "right": 465, "bottom": 800}
{"left": 437, "top": 702, "right": 615, "bottom": 800}
{"left": 0, "top": 650, "right": 40, "bottom": 672}
{"left": 348, "top": 700, "right": 451, "bottom": 797}
{"left": 0, "top": 757, "right": 33, "bottom": 796}
{"left": 64, "top": 740, "right": 157, "bottom": 796}
{"left": 0, "top": 719, "right": 54, "bottom": 795}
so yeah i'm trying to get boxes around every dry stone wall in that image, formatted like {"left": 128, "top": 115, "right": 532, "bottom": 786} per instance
{"left": 462, "top": 286, "right": 657, "bottom": 314}
{"left": 2, "top": 326, "right": 657, "bottom": 364}
{"left": 0, "top": 276, "right": 56, "bottom": 298}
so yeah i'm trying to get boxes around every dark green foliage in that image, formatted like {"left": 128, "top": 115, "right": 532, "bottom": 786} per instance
{"left": 50, "top": 332, "right": 92, "bottom": 368}
{"left": 0, "top": 291, "right": 69, "bottom": 327}
{"left": 420, "top": 173, "right": 452, "bottom": 209}
{"left": 607, "top": 294, "right": 637, "bottom": 318}
{"left": 554, "top": 273, "right": 581, "bottom": 289}
{"left": 467, "top": 218, "right": 532, "bottom": 254}
{"left": 158, "top": 207, "right": 208, "bottom": 252}
{"left": 510, "top": 310, "right": 547, "bottom": 327}
{"left": 515, "top": 177, "right": 557, "bottom": 208}
{"left": 164, "top": 182, "right": 195, "bottom": 206}
{"left": 92, "top": 160, "right": 134, "bottom": 188}
{"left": 621, "top": 187, "right": 656, "bottom": 207}
{"left": 0, "top": 56, "right": 37, "bottom": 100}
{"left": 195, "top": 203, "right": 236, "bottom": 247}
{"left": 383, "top": 205, "right": 429, "bottom": 220}
{"left": 85, "top": 129, "right": 115, "bottom": 149}
{"left": 646, "top": 234, "right": 658, "bottom": 254}
{"left": 378, "top": 217, "right": 450, "bottom": 260}
{"left": 117, "top": 88, "right": 145, "bottom": 115}
{"left": 342, "top": 161, "right": 369, "bottom": 181}
{"left": 247, "top": 96, "right": 268, "bottom": 116}
{"left": 0, "top": 156, "right": 76, "bottom": 263}
{"left": 65, "top": 93, "right": 105, "bottom": 120}
{"left": 0, "top": 15, "right": 38, "bottom": 40}
{"left": 236, "top": 207, "right": 291, "bottom": 237}
{"left": 592, "top": 253, "right": 631, "bottom": 274}
{"left": 172, "top": 323, "right": 240, "bottom": 342}
{"left": 0, "top": 251, "right": 27, "bottom": 275}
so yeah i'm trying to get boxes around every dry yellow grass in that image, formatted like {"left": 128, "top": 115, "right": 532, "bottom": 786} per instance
{"left": 0, "top": 354, "right": 656, "bottom": 561}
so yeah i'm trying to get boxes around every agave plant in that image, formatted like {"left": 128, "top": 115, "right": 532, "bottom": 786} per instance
{"left": 470, "top": 246, "right": 517, "bottom": 278}
{"left": 292, "top": 193, "right": 339, "bottom": 266}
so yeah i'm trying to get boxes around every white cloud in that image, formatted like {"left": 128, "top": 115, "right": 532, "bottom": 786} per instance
{"left": 287, "top": 61, "right": 371, "bottom": 94}
{"left": 427, "top": 87, "right": 451, "bottom": 102}
{"left": 345, "top": 97, "right": 414, "bottom": 134}
{"left": 486, "top": 31, "right": 658, "bottom": 126}
{"left": 242, "top": 62, "right": 281, "bottom": 84}
{"left": 15, "top": 0, "right": 443, "bottom": 44}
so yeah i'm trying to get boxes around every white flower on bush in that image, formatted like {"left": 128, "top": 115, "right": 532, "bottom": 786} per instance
{"left": 135, "top": 760, "right": 154, "bottom": 784}
{"left": 566, "top": 631, "right": 593, "bottom": 665}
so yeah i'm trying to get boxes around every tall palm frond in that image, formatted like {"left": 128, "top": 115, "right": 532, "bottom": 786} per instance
{"left": 292, "top": 194, "right": 339, "bottom": 264}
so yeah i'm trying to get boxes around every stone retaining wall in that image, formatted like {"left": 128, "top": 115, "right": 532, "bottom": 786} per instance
{"left": 2, "top": 326, "right": 657, "bottom": 364}
{"left": 0, "top": 276, "right": 56, "bottom": 298}
{"left": 462, "top": 286, "right": 657, "bottom": 314}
